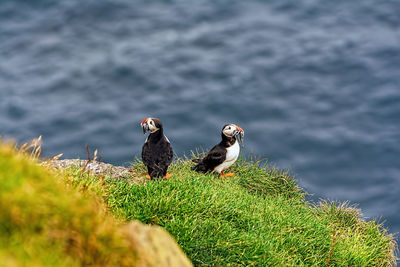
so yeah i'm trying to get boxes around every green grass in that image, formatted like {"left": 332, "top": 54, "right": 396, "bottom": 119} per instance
{"left": 69, "top": 157, "right": 397, "bottom": 266}
{"left": 1, "top": 137, "right": 396, "bottom": 266}
{"left": 0, "top": 141, "right": 141, "bottom": 266}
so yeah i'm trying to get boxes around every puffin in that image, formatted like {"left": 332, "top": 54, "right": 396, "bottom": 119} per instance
{"left": 191, "top": 124, "right": 244, "bottom": 177}
{"left": 141, "top": 117, "right": 173, "bottom": 179}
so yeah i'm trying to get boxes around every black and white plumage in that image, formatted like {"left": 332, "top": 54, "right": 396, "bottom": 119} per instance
{"left": 191, "top": 124, "right": 244, "bottom": 176}
{"left": 141, "top": 117, "right": 173, "bottom": 179}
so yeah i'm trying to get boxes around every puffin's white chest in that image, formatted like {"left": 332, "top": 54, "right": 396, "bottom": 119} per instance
{"left": 214, "top": 141, "right": 240, "bottom": 173}
{"left": 225, "top": 140, "right": 240, "bottom": 162}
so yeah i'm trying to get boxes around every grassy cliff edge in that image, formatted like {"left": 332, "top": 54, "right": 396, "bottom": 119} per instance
{"left": 0, "top": 139, "right": 397, "bottom": 266}
{"left": 67, "top": 156, "right": 397, "bottom": 266}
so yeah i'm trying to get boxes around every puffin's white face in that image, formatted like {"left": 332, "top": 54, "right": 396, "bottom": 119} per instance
{"left": 222, "top": 124, "right": 244, "bottom": 141}
{"left": 141, "top": 117, "right": 160, "bottom": 134}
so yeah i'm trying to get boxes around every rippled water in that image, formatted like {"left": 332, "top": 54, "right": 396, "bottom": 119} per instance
{"left": 1, "top": 0, "right": 399, "bottom": 235}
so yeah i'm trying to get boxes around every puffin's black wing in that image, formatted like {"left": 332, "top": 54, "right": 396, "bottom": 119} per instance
{"left": 160, "top": 135, "right": 173, "bottom": 170}
{"left": 141, "top": 141, "right": 152, "bottom": 170}
{"left": 142, "top": 136, "right": 173, "bottom": 178}
{"left": 191, "top": 144, "right": 226, "bottom": 173}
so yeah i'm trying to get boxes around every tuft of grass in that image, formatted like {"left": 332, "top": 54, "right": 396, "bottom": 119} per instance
{"left": 67, "top": 156, "right": 397, "bottom": 266}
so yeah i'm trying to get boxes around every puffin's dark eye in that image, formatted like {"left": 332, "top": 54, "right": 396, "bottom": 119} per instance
{"left": 227, "top": 126, "right": 231, "bottom": 130}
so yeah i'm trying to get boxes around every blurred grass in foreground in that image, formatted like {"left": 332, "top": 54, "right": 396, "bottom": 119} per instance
{"left": 0, "top": 139, "right": 191, "bottom": 267}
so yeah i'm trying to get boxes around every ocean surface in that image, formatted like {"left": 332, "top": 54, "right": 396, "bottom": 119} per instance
{"left": 1, "top": 0, "right": 399, "bottom": 236}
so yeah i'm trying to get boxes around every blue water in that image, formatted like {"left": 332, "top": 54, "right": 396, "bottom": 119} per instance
{"left": 1, "top": 0, "right": 399, "bottom": 236}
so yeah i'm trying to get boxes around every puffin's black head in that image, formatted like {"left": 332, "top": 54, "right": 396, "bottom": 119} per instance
{"left": 222, "top": 123, "right": 245, "bottom": 143}
{"left": 141, "top": 117, "right": 163, "bottom": 134}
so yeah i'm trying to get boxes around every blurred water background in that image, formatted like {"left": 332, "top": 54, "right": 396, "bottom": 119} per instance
{"left": 1, "top": 0, "right": 399, "bottom": 235}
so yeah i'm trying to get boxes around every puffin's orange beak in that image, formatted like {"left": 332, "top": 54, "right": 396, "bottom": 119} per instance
{"left": 236, "top": 125, "right": 244, "bottom": 133}
{"left": 234, "top": 125, "right": 244, "bottom": 143}
{"left": 141, "top": 118, "right": 150, "bottom": 134}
